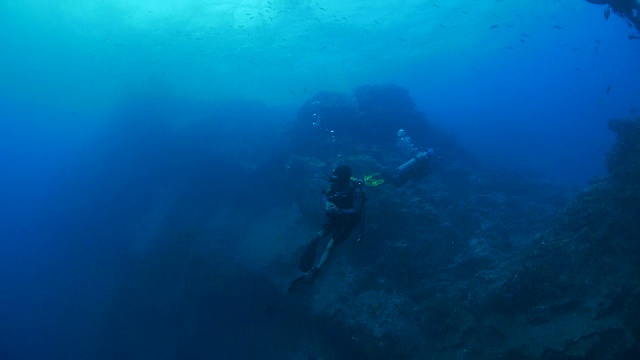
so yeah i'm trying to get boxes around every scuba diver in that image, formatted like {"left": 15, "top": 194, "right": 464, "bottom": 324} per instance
{"left": 389, "top": 129, "right": 435, "bottom": 186}
{"left": 289, "top": 165, "right": 365, "bottom": 292}
{"left": 288, "top": 131, "right": 432, "bottom": 292}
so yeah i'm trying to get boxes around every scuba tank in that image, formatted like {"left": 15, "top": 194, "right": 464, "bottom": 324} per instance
{"left": 391, "top": 148, "right": 434, "bottom": 186}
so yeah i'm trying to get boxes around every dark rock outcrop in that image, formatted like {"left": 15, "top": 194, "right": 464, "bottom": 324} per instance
{"left": 478, "top": 117, "right": 640, "bottom": 358}
{"left": 276, "top": 80, "right": 640, "bottom": 358}
{"left": 586, "top": 0, "right": 640, "bottom": 35}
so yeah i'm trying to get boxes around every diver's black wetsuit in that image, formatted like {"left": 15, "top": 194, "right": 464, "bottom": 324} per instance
{"left": 320, "top": 178, "right": 365, "bottom": 244}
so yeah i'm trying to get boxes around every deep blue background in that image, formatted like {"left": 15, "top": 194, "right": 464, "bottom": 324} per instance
{"left": 1, "top": 1, "right": 640, "bottom": 358}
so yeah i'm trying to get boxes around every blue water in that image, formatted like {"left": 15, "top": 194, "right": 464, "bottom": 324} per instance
{"left": 1, "top": 1, "right": 639, "bottom": 359}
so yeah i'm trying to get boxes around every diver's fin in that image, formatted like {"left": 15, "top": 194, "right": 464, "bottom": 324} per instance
{"left": 288, "top": 268, "right": 318, "bottom": 293}
{"left": 288, "top": 274, "right": 309, "bottom": 293}
{"left": 298, "top": 243, "right": 317, "bottom": 272}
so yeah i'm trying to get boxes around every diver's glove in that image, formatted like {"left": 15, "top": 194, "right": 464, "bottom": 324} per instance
{"left": 325, "top": 201, "right": 341, "bottom": 215}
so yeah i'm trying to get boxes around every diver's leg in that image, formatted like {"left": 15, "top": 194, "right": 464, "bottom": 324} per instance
{"left": 299, "top": 229, "right": 329, "bottom": 272}
{"left": 316, "top": 238, "right": 335, "bottom": 270}
{"left": 316, "top": 224, "right": 352, "bottom": 271}
{"left": 309, "top": 229, "right": 329, "bottom": 247}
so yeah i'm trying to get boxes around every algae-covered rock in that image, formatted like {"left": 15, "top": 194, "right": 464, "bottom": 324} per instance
{"left": 476, "top": 117, "right": 640, "bottom": 358}
{"left": 277, "top": 84, "right": 586, "bottom": 359}
{"left": 607, "top": 117, "right": 640, "bottom": 200}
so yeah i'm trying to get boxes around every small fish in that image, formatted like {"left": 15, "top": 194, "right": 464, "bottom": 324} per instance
{"left": 490, "top": 24, "right": 500, "bottom": 29}
{"left": 606, "top": 84, "right": 612, "bottom": 94}
{"left": 553, "top": 25, "right": 564, "bottom": 30}
{"left": 604, "top": 7, "right": 611, "bottom": 21}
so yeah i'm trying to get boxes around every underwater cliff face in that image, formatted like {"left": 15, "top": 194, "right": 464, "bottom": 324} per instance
{"left": 2, "top": 91, "right": 640, "bottom": 359}
{"left": 586, "top": 0, "right": 640, "bottom": 34}
{"left": 274, "top": 87, "right": 640, "bottom": 359}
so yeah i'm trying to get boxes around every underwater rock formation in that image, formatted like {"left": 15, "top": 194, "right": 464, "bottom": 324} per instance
{"left": 586, "top": 0, "right": 640, "bottom": 36}
{"left": 278, "top": 84, "right": 640, "bottom": 358}
{"left": 279, "top": 84, "right": 594, "bottom": 358}
{"left": 607, "top": 117, "right": 640, "bottom": 195}
{"left": 481, "top": 117, "right": 640, "bottom": 358}
{"left": 289, "top": 84, "right": 454, "bottom": 159}
{"left": 457, "top": 118, "right": 640, "bottom": 358}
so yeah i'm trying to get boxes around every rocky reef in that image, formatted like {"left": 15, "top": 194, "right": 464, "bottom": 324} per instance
{"left": 90, "top": 87, "right": 639, "bottom": 359}
{"left": 274, "top": 85, "right": 640, "bottom": 359}
{"left": 586, "top": 0, "right": 640, "bottom": 37}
